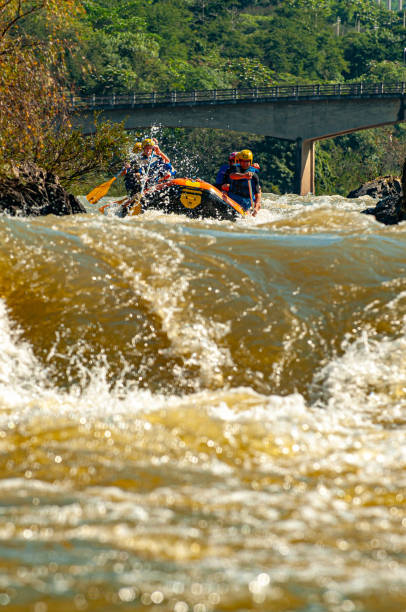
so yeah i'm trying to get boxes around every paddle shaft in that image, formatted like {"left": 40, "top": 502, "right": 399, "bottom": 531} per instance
{"left": 248, "top": 177, "right": 255, "bottom": 211}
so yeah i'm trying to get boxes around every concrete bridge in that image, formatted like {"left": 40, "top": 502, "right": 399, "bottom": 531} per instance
{"left": 70, "top": 83, "right": 406, "bottom": 194}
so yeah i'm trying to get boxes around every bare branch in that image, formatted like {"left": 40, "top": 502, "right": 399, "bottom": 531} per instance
{"left": 1, "top": 1, "right": 46, "bottom": 40}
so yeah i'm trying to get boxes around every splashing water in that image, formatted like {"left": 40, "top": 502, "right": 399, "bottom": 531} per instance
{"left": 0, "top": 192, "right": 405, "bottom": 611}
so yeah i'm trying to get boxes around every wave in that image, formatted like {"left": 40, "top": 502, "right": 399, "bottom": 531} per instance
{"left": 1, "top": 195, "right": 406, "bottom": 399}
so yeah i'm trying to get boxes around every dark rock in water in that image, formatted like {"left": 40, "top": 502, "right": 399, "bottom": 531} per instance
{"left": 357, "top": 162, "right": 406, "bottom": 225}
{"left": 0, "top": 162, "right": 86, "bottom": 217}
{"left": 361, "top": 195, "right": 406, "bottom": 225}
{"left": 347, "top": 175, "right": 402, "bottom": 200}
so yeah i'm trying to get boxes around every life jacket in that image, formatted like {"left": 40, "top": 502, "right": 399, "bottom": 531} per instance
{"left": 124, "top": 154, "right": 162, "bottom": 193}
{"left": 163, "top": 162, "right": 176, "bottom": 178}
{"left": 235, "top": 163, "right": 259, "bottom": 173}
{"left": 137, "top": 154, "right": 172, "bottom": 183}
{"left": 228, "top": 171, "right": 258, "bottom": 200}
{"left": 215, "top": 163, "right": 230, "bottom": 187}
{"left": 124, "top": 159, "right": 142, "bottom": 194}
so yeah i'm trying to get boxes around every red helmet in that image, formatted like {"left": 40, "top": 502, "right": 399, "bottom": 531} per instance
{"left": 229, "top": 151, "right": 237, "bottom": 161}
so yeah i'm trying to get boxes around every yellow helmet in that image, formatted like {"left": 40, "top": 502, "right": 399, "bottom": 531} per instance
{"left": 142, "top": 138, "right": 155, "bottom": 148}
{"left": 132, "top": 142, "right": 142, "bottom": 152}
{"left": 236, "top": 149, "right": 253, "bottom": 163}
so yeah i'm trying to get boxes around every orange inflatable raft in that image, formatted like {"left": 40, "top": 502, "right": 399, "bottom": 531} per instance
{"left": 99, "top": 177, "right": 247, "bottom": 220}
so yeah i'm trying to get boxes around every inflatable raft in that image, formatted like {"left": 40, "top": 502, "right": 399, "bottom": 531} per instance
{"left": 99, "top": 178, "right": 247, "bottom": 220}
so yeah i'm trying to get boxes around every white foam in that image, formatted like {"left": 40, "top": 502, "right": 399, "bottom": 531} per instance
{"left": 316, "top": 326, "right": 406, "bottom": 415}
{"left": 0, "top": 300, "right": 47, "bottom": 408}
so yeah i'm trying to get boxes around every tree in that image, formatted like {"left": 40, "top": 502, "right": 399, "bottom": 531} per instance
{"left": 342, "top": 28, "right": 403, "bottom": 79}
{"left": 42, "top": 115, "right": 131, "bottom": 186}
{"left": 224, "top": 57, "right": 276, "bottom": 87}
{"left": 0, "top": 0, "right": 129, "bottom": 184}
{"left": 0, "top": 1, "right": 80, "bottom": 171}
{"left": 357, "top": 59, "right": 406, "bottom": 82}
{"left": 287, "top": 0, "right": 333, "bottom": 24}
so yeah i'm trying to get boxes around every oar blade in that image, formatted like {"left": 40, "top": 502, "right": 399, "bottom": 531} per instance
{"left": 98, "top": 194, "right": 143, "bottom": 217}
{"left": 86, "top": 176, "right": 117, "bottom": 204}
{"left": 127, "top": 194, "right": 142, "bottom": 216}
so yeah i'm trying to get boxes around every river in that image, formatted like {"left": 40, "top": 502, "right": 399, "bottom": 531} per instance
{"left": 0, "top": 193, "right": 405, "bottom": 611}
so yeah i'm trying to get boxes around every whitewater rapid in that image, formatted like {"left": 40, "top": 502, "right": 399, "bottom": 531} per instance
{"left": 0, "top": 192, "right": 405, "bottom": 611}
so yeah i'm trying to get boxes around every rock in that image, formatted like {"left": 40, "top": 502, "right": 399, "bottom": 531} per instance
{"left": 360, "top": 161, "right": 406, "bottom": 225}
{"left": 0, "top": 162, "right": 86, "bottom": 217}
{"left": 361, "top": 195, "right": 406, "bottom": 225}
{"left": 347, "top": 175, "right": 402, "bottom": 200}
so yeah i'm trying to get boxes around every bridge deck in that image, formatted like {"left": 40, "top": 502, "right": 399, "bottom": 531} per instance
{"left": 70, "top": 82, "right": 406, "bottom": 196}
{"left": 71, "top": 82, "right": 406, "bottom": 110}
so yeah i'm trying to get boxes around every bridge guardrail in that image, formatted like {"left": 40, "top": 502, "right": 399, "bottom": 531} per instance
{"left": 70, "top": 82, "right": 406, "bottom": 109}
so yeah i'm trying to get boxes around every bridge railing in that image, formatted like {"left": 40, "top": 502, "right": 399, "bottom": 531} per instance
{"left": 70, "top": 82, "right": 406, "bottom": 109}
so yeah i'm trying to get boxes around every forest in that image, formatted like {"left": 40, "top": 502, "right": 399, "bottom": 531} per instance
{"left": 1, "top": 0, "right": 406, "bottom": 194}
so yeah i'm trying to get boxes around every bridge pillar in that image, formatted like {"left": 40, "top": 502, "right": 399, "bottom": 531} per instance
{"left": 294, "top": 138, "right": 315, "bottom": 195}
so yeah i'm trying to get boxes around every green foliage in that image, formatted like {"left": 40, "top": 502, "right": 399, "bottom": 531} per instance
{"left": 70, "top": 30, "right": 164, "bottom": 93}
{"left": 342, "top": 29, "right": 403, "bottom": 79}
{"left": 224, "top": 58, "right": 276, "bottom": 88}
{"left": 66, "top": 0, "right": 405, "bottom": 195}
{"left": 0, "top": 1, "right": 133, "bottom": 189}
{"left": 82, "top": 0, "right": 146, "bottom": 33}
{"left": 41, "top": 115, "right": 132, "bottom": 187}
{"left": 317, "top": 126, "right": 406, "bottom": 195}
{"left": 4, "top": 0, "right": 406, "bottom": 194}
{"left": 67, "top": 0, "right": 406, "bottom": 94}
{"left": 165, "top": 52, "right": 231, "bottom": 90}
{"left": 356, "top": 60, "right": 406, "bottom": 82}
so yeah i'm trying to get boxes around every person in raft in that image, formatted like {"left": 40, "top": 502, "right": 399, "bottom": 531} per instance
{"left": 221, "top": 149, "right": 261, "bottom": 216}
{"left": 123, "top": 141, "right": 143, "bottom": 196}
{"left": 124, "top": 138, "right": 174, "bottom": 196}
{"left": 132, "top": 141, "right": 143, "bottom": 156}
{"left": 221, "top": 152, "right": 260, "bottom": 186}
{"left": 214, "top": 151, "right": 237, "bottom": 189}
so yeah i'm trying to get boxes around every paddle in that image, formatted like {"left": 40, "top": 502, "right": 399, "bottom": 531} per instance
{"left": 247, "top": 174, "right": 256, "bottom": 214}
{"left": 100, "top": 152, "right": 156, "bottom": 217}
{"left": 86, "top": 168, "right": 125, "bottom": 204}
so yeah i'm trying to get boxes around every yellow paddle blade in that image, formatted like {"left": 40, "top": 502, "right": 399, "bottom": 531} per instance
{"left": 121, "top": 193, "right": 141, "bottom": 216}
{"left": 127, "top": 200, "right": 142, "bottom": 216}
{"left": 86, "top": 176, "right": 117, "bottom": 204}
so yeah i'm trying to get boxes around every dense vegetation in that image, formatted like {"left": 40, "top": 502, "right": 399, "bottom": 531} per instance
{"left": 1, "top": 0, "right": 406, "bottom": 194}
{"left": 69, "top": 0, "right": 406, "bottom": 93}
{"left": 0, "top": 0, "right": 131, "bottom": 185}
